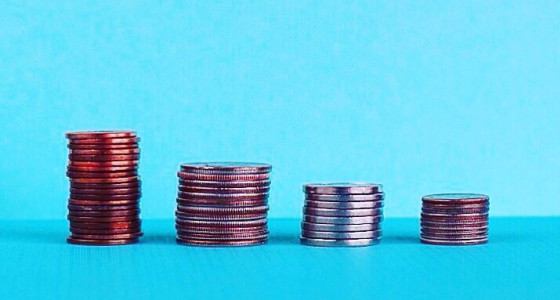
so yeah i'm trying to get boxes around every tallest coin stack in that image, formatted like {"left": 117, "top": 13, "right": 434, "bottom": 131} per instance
{"left": 65, "top": 131, "right": 142, "bottom": 245}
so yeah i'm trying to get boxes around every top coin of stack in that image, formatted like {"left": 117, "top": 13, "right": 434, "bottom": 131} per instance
{"left": 65, "top": 131, "right": 142, "bottom": 245}
{"left": 175, "top": 162, "right": 271, "bottom": 246}
{"left": 420, "top": 193, "right": 489, "bottom": 245}
{"left": 300, "top": 183, "right": 384, "bottom": 247}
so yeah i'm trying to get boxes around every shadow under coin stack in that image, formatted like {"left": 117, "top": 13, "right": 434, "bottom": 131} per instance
{"left": 175, "top": 163, "right": 271, "bottom": 246}
{"left": 420, "top": 193, "right": 489, "bottom": 245}
{"left": 300, "top": 183, "right": 384, "bottom": 247}
{"left": 65, "top": 131, "right": 142, "bottom": 245}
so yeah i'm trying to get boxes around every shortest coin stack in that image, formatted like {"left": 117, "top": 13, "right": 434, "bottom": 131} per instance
{"left": 65, "top": 131, "right": 142, "bottom": 245}
{"left": 175, "top": 163, "right": 271, "bottom": 246}
{"left": 300, "top": 183, "right": 384, "bottom": 247}
{"left": 420, "top": 193, "right": 489, "bottom": 245}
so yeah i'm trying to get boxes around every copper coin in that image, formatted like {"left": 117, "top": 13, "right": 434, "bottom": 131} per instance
{"left": 176, "top": 205, "right": 268, "bottom": 215}
{"left": 68, "top": 143, "right": 139, "bottom": 150}
{"left": 422, "top": 207, "right": 489, "bottom": 215}
{"left": 177, "top": 171, "right": 269, "bottom": 181}
{"left": 421, "top": 223, "right": 488, "bottom": 231}
{"left": 67, "top": 215, "right": 140, "bottom": 222}
{"left": 68, "top": 209, "right": 140, "bottom": 217}
{"left": 177, "top": 198, "right": 267, "bottom": 207}
{"left": 175, "top": 218, "right": 266, "bottom": 228}
{"left": 305, "top": 200, "right": 383, "bottom": 209}
{"left": 177, "top": 191, "right": 268, "bottom": 200}
{"left": 69, "top": 193, "right": 141, "bottom": 200}
{"left": 69, "top": 148, "right": 140, "bottom": 156}
{"left": 66, "top": 171, "right": 138, "bottom": 178}
{"left": 69, "top": 199, "right": 139, "bottom": 206}
{"left": 68, "top": 154, "right": 140, "bottom": 162}
{"left": 175, "top": 211, "right": 265, "bottom": 221}
{"left": 69, "top": 221, "right": 141, "bottom": 229}
{"left": 178, "top": 185, "right": 270, "bottom": 194}
{"left": 70, "top": 181, "right": 140, "bottom": 189}
{"left": 179, "top": 179, "right": 270, "bottom": 188}
{"left": 421, "top": 220, "right": 488, "bottom": 227}
{"left": 70, "top": 188, "right": 140, "bottom": 195}
{"left": 420, "top": 232, "right": 488, "bottom": 240}
{"left": 67, "top": 165, "right": 138, "bottom": 172}
{"left": 303, "top": 207, "right": 383, "bottom": 217}
{"left": 177, "top": 232, "right": 268, "bottom": 240}
{"left": 304, "top": 183, "right": 383, "bottom": 195}
{"left": 69, "top": 176, "right": 140, "bottom": 184}
{"left": 176, "top": 225, "right": 267, "bottom": 234}
{"left": 421, "top": 228, "right": 488, "bottom": 236}
{"left": 420, "top": 237, "right": 488, "bottom": 245}
{"left": 70, "top": 233, "right": 142, "bottom": 240}
{"left": 70, "top": 227, "right": 141, "bottom": 235}
{"left": 67, "top": 237, "right": 139, "bottom": 245}
{"left": 176, "top": 237, "right": 266, "bottom": 246}
{"left": 66, "top": 131, "right": 136, "bottom": 140}
{"left": 68, "top": 137, "right": 139, "bottom": 144}
{"left": 180, "top": 162, "right": 271, "bottom": 174}
{"left": 421, "top": 213, "right": 488, "bottom": 222}
{"left": 305, "top": 193, "right": 384, "bottom": 202}
{"left": 68, "top": 160, "right": 138, "bottom": 167}
{"left": 68, "top": 204, "right": 139, "bottom": 211}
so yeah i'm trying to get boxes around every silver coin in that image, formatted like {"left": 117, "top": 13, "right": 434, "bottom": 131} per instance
{"left": 421, "top": 220, "right": 488, "bottom": 227}
{"left": 175, "top": 218, "right": 267, "bottom": 227}
{"left": 303, "top": 207, "right": 383, "bottom": 217}
{"left": 180, "top": 162, "right": 271, "bottom": 174}
{"left": 176, "top": 211, "right": 265, "bottom": 221}
{"left": 178, "top": 185, "right": 270, "bottom": 194}
{"left": 421, "top": 228, "right": 488, "bottom": 235}
{"left": 300, "top": 237, "right": 380, "bottom": 247}
{"left": 304, "top": 183, "right": 383, "bottom": 195}
{"left": 420, "top": 232, "right": 488, "bottom": 240}
{"left": 301, "top": 229, "right": 381, "bottom": 240}
{"left": 301, "top": 222, "right": 380, "bottom": 232}
{"left": 421, "top": 224, "right": 488, "bottom": 231}
{"left": 176, "top": 205, "right": 269, "bottom": 214}
{"left": 421, "top": 207, "right": 489, "bottom": 215}
{"left": 304, "top": 200, "right": 383, "bottom": 209}
{"left": 420, "top": 236, "right": 488, "bottom": 245}
{"left": 178, "top": 191, "right": 268, "bottom": 199}
{"left": 305, "top": 193, "right": 384, "bottom": 202}
{"left": 303, "top": 215, "right": 383, "bottom": 225}
{"left": 422, "top": 193, "right": 489, "bottom": 203}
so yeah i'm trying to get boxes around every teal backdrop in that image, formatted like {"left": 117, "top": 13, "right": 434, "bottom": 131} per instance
{"left": 0, "top": 1, "right": 559, "bottom": 219}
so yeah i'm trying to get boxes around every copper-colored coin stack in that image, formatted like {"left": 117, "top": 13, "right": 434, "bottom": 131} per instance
{"left": 175, "top": 163, "right": 271, "bottom": 246}
{"left": 65, "top": 131, "right": 142, "bottom": 245}
{"left": 420, "top": 193, "right": 489, "bottom": 245}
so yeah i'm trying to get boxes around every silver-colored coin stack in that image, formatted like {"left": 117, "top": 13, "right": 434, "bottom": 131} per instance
{"left": 175, "top": 162, "right": 271, "bottom": 246}
{"left": 300, "top": 183, "right": 384, "bottom": 247}
{"left": 420, "top": 193, "right": 489, "bottom": 245}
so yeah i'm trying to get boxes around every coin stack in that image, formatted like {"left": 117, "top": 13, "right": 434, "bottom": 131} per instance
{"left": 65, "top": 131, "right": 142, "bottom": 245}
{"left": 420, "top": 193, "right": 489, "bottom": 245}
{"left": 300, "top": 183, "right": 384, "bottom": 247}
{"left": 175, "top": 163, "right": 271, "bottom": 246}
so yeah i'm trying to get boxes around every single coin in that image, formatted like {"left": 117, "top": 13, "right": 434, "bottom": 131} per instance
{"left": 421, "top": 213, "right": 488, "bottom": 222}
{"left": 304, "top": 183, "right": 383, "bottom": 195}
{"left": 68, "top": 160, "right": 138, "bottom": 167}
{"left": 300, "top": 237, "right": 380, "bottom": 247}
{"left": 69, "top": 176, "right": 140, "bottom": 184}
{"left": 422, "top": 202, "right": 489, "bottom": 209}
{"left": 421, "top": 228, "right": 488, "bottom": 236}
{"left": 176, "top": 225, "right": 267, "bottom": 234}
{"left": 175, "top": 218, "right": 266, "bottom": 228}
{"left": 177, "top": 171, "right": 269, "bottom": 181}
{"left": 67, "top": 165, "right": 137, "bottom": 172}
{"left": 421, "top": 232, "right": 488, "bottom": 240}
{"left": 422, "top": 193, "right": 489, "bottom": 204}
{"left": 68, "top": 204, "right": 139, "bottom": 211}
{"left": 68, "top": 143, "right": 139, "bottom": 150}
{"left": 67, "top": 237, "right": 139, "bottom": 245}
{"left": 68, "top": 137, "right": 139, "bottom": 144}
{"left": 421, "top": 224, "right": 488, "bottom": 231}
{"left": 301, "top": 222, "right": 380, "bottom": 232}
{"left": 69, "top": 148, "right": 140, "bottom": 156}
{"left": 176, "top": 205, "right": 268, "bottom": 215}
{"left": 178, "top": 185, "right": 270, "bottom": 194}
{"left": 421, "top": 207, "right": 489, "bottom": 215}
{"left": 70, "top": 181, "right": 140, "bottom": 189}
{"left": 175, "top": 211, "right": 265, "bottom": 221}
{"left": 304, "top": 200, "right": 383, "bottom": 209}
{"left": 303, "top": 215, "right": 383, "bottom": 225}
{"left": 70, "top": 233, "right": 142, "bottom": 240}
{"left": 69, "top": 193, "right": 141, "bottom": 200}
{"left": 303, "top": 207, "right": 383, "bottom": 217}
{"left": 69, "top": 188, "right": 140, "bottom": 195}
{"left": 302, "top": 230, "right": 381, "bottom": 240}
{"left": 180, "top": 162, "right": 271, "bottom": 174}
{"left": 176, "top": 237, "right": 267, "bottom": 247}
{"left": 69, "top": 199, "right": 139, "bottom": 206}
{"left": 68, "top": 209, "right": 140, "bottom": 217}
{"left": 177, "top": 191, "right": 268, "bottom": 200}
{"left": 69, "top": 220, "right": 141, "bottom": 229}
{"left": 70, "top": 227, "right": 141, "bottom": 235}
{"left": 66, "top": 131, "right": 136, "bottom": 140}
{"left": 68, "top": 154, "right": 140, "bottom": 162}
{"left": 67, "top": 215, "right": 140, "bottom": 222}
{"left": 305, "top": 193, "right": 384, "bottom": 202}
{"left": 179, "top": 179, "right": 270, "bottom": 188}
{"left": 420, "top": 236, "right": 488, "bottom": 245}
{"left": 66, "top": 171, "right": 138, "bottom": 178}
{"left": 421, "top": 220, "right": 488, "bottom": 227}
{"left": 176, "top": 198, "right": 267, "bottom": 207}
{"left": 177, "top": 232, "right": 268, "bottom": 240}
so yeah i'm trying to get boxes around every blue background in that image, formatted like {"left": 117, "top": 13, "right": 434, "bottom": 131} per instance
{"left": 1, "top": 1, "right": 559, "bottom": 219}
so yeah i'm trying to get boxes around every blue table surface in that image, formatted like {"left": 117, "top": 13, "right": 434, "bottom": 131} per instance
{"left": 0, "top": 217, "right": 557, "bottom": 300}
